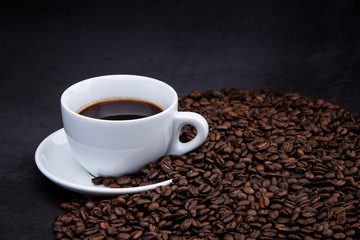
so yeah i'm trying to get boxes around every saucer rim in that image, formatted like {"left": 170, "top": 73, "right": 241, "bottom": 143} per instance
{"left": 34, "top": 128, "right": 172, "bottom": 196}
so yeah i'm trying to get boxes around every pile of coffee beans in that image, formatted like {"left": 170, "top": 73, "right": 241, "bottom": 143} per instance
{"left": 53, "top": 89, "right": 360, "bottom": 240}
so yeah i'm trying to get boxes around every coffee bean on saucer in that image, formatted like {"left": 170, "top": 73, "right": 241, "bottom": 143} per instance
{"left": 91, "top": 177, "right": 104, "bottom": 185}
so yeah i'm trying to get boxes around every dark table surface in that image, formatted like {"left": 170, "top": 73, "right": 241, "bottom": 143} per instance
{"left": 1, "top": 0, "right": 360, "bottom": 239}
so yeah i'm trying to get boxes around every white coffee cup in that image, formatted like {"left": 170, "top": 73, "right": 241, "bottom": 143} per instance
{"left": 61, "top": 75, "right": 209, "bottom": 177}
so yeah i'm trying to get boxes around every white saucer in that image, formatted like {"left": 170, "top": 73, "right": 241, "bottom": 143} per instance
{"left": 35, "top": 129, "right": 172, "bottom": 196}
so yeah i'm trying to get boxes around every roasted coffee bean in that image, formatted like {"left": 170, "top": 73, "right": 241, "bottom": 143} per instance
{"left": 117, "top": 232, "right": 131, "bottom": 240}
{"left": 301, "top": 207, "right": 317, "bottom": 218}
{"left": 147, "top": 202, "right": 159, "bottom": 212}
{"left": 54, "top": 89, "right": 360, "bottom": 239}
{"left": 243, "top": 186, "right": 255, "bottom": 195}
{"left": 114, "top": 206, "right": 126, "bottom": 216}
{"left": 91, "top": 177, "right": 104, "bottom": 185}
{"left": 116, "top": 176, "right": 131, "bottom": 185}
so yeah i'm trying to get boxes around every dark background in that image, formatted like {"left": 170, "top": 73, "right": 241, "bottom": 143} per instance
{"left": 1, "top": 0, "right": 360, "bottom": 239}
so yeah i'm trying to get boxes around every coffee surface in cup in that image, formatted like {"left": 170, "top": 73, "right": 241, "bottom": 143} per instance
{"left": 78, "top": 99, "right": 163, "bottom": 120}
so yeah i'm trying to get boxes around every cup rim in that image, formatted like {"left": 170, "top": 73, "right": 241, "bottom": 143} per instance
{"left": 60, "top": 74, "right": 178, "bottom": 123}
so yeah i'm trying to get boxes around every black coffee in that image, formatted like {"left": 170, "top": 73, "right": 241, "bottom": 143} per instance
{"left": 78, "top": 99, "right": 163, "bottom": 120}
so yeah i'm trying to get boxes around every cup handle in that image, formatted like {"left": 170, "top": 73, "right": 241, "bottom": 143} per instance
{"left": 167, "top": 112, "right": 209, "bottom": 155}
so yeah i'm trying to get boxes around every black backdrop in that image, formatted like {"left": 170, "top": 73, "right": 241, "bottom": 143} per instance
{"left": 1, "top": 0, "right": 360, "bottom": 239}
